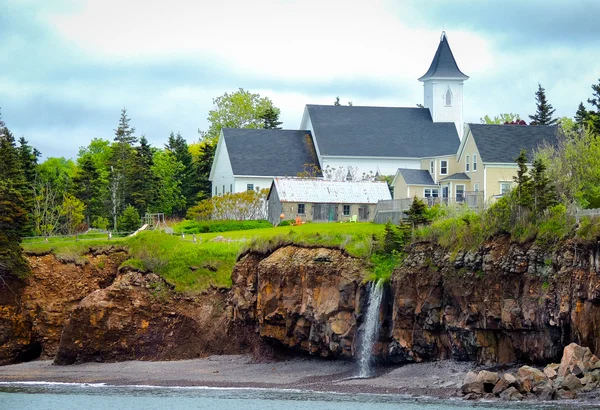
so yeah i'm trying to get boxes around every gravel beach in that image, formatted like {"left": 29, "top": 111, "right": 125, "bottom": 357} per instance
{"left": 0, "top": 356, "right": 474, "bottom": 398}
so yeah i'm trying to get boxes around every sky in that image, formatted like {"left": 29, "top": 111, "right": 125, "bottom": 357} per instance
{"left": 2, "top": 0, "right": 600, "bottom": 160}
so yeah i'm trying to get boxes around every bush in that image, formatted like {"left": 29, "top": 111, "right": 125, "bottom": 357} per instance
{"left": 92, "top": 216, "right": 109, "bottom": 231}
{"left": 577, "top": 216, "right": 600, "bottom": 240}
{"left": 118, "top": 205, "right": 140, "bottom": 232}
{"left": 174, "top": 219, "right": 272, "bottom": 234}
{"left": 536, "top": 204, "right": 571, "bottom": 244}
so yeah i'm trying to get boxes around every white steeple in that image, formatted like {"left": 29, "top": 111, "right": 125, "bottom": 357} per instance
{"left": 419, "top": 32, "right": 469, "bottom": 140}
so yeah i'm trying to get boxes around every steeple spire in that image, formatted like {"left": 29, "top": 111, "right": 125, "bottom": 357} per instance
{"left": 419, "top": 32, "right": 469, "bottom": 81}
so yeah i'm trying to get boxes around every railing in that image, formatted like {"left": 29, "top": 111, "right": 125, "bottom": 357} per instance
{"left": 575, "top": 208, "right": 600, "bottom": 223}
{"left": 372, "top": 191, "right": 485, "bottom": 224}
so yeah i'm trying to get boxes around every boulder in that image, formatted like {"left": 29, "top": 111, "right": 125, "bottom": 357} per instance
{"left": 544, "top": 363, "right": 559, "bottom": 380}
{"left": 559, "top": 374, "right": 583, "bottom": 391}
{"left": 580, "top": 373, "right": 593, "bottom": 386}
{"left": 536, "top": 385, "right": 555, "bottom": 401}
{"left": 499, "top": 386, "right": 523, "bottom": 401}
{"left": 582, "top": 381, "right": 598, "bottom": 393}
{"left": 556, "top": 389, "right": 577, "bottom": 399}
{"left": 461, "top": 382, "right": 485, "bottom": 395}
{"left": 477, "top": 370, "right": 500, "bottom": 386}
{"left": 492, "top": 372, "right": 520, "bottom": 396}
{"left": 558, "top": 343, "right": 597, "bottom": 377}
{"left": 463, "top": 371, "right": 478, "bottom": 385}
{"left": 517, "top": 365, "right": 547, "bottom": 384}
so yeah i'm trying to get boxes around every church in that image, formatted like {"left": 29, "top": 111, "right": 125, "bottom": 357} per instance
{"left": 209, "top": 32, "right": 557, "bottom": 205}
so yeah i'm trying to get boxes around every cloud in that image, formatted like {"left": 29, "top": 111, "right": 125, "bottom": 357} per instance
{"left": 1, "top": 0, "right": 599, "bottom": 161}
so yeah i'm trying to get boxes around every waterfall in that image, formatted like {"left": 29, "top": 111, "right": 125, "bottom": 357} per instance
{"left": 358, "top": 279, "right": 384, "bottom": 378}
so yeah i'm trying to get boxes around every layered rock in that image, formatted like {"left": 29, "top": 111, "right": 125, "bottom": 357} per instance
{"left": 55, "top": 269, "right": 255, "bottom": 364}
{"left": 390, "top": 239, "right": 600, "bottom": 364}
{"left": 230, "top": 246, "right": 369, "bottom": 359}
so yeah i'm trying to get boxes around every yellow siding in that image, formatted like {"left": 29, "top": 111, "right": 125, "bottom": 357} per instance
{"left": 419, "top": 155, "right": 458, "bottom": 183}
{"left": 456, "top": 129, "right": 483, "bottom": 193}
{"left": 485, "top": 167, "right": 517, "bottom": 198}
{"left": 393, "top": 175, "right": 410, "bottom": 200}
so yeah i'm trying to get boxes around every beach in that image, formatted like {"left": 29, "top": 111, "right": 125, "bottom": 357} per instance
{"left": 0, "top": 355, "right": 473, "bottom": 398}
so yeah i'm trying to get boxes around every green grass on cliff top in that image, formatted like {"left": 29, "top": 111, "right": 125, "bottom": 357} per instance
{"left": 22, "top": 222, "right": 384, "bottom": 293}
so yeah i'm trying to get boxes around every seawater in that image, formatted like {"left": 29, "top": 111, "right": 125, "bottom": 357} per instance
{"left": 1, "top": 383, "right": 599, "bottom": 410}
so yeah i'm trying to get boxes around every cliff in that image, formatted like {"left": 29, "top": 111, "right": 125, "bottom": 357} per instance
{"left": 388, "top": 238, "right": 600, "bottom": 365}
{"left": 2, "top": 237, "right": 600, "bottom": 368}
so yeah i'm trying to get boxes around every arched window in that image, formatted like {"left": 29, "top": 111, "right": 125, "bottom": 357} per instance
{"left": 445, "top": 88, "right": 452, "bottom": 106}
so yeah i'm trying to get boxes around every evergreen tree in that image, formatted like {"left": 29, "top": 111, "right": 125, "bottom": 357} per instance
{"left": 114, "top": 108, "right": 137, "bottom": 146}
{"left": 513, "top": 149, "right": 532, "bottom": 208}
{"left": 0, "top": 111, "right": 29, "bottom": 276}
{"left": 575, "top": 102, "right": 588, "bottom": 127}
{"left": 529, "top": 157, "right": 557, "bottom": 217}
{"left": 405, "top": 196, "right": 428, "bottom": 228}
{"left": 0, "top": 181, "right": 29, "bottom": 277}
{"left": 259, "top": 107, "right": 283, "bottom": 129}
{"left": 587, "top": 79, "right": 600, "bottom": 132}
{"left": 109, "top": 108, "right": 137, "bottom": 227}
{"left": 117, "top": 205, "right": 140, "bottom": 232}
{"left": 166, "top": 132, "right": 198, "bottom": 214}
{"left": 17, "top": 137, "right": 40, "bottom": 186}
{"left": 195, "top": 140, "right": 216, "bottom": 201}
{"left": 129, "top": 135, "right": 156, "bottom": 214}
{"left": 73, "top": 155, "right": 104, "bottom": 225}
{"left": 529, "top": 83, "right": 558, "bottom": 125}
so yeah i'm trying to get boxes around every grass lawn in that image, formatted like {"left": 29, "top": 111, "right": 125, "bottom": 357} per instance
{"left": 21, "top": 222, "right": 385, "bottom": 293}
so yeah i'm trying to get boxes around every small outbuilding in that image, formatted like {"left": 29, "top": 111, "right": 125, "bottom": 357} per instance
{"left": 267, "top": 178, "right": 391, "bottom": 225}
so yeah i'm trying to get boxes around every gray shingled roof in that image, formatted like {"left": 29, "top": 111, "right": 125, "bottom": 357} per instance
{"left": 223, "top": 129, "right": 319, "bottom": 176}
{"left": 419, "top": 32, "right": 469, "bottom": 81}
{"left": 398, "top": 168, "right": 437, "bottom": 185}
{"left": 468, "top": 124, "right": 559, "bottom": 164}
{"left": 441, "top": 172, "right": 470, "bottom": 181}
{"left": 307, "top": 105, "right": 460, "bottom": 157}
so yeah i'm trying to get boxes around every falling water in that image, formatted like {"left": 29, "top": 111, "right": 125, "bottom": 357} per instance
{"left": 358, "top": 279, "right": 384, "bottom": 378}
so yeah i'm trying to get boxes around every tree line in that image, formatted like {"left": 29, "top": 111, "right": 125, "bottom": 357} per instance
{"left": 0, "top": 88, "right": 282, "bottom": 243}
{"left": 481, "top": 81, "right": 600, "bottom": 131}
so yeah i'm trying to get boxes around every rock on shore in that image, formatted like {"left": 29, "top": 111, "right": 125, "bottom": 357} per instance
{"left": 462, "top": 343, "right": 600, "bottom": 400}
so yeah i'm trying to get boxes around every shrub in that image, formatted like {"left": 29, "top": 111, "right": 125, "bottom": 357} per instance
{"left": 577, "top": 215, "right": 600, "bottom": 240}
{"left": 92, "top": 216, "right": 110, "bottom": 231}
{"left": 118, "top": 205, "right": 140, "bottom": 232}
{"left": 186, "top": 189, "right": 269, "bottom": 221}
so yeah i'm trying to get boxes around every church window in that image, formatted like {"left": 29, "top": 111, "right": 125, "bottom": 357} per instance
{"left": 445, "top": 88, "right": 452, "bottom": 106}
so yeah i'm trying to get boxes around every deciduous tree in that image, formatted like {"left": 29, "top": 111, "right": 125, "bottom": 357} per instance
{"left": 198, "top": 88, "right": 278, "bottom": 142}
{"left": 480, "top": 113, "right": 522, "bottom": 125}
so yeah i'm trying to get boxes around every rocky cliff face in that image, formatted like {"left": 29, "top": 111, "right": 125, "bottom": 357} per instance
{"left": 389, "top": 238, "right": 600, "bottom": 365}
{"left": 4, "top": 237, "right": 600, "bottom": 368}
{"left": 230, "top": 246, "right": 368, "bottom": 359}
{"left": 0, "top": 248, "right": 127, "bottom": 365}
{"left": 55, "top": 270, "right": 256, "bottom": 364}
